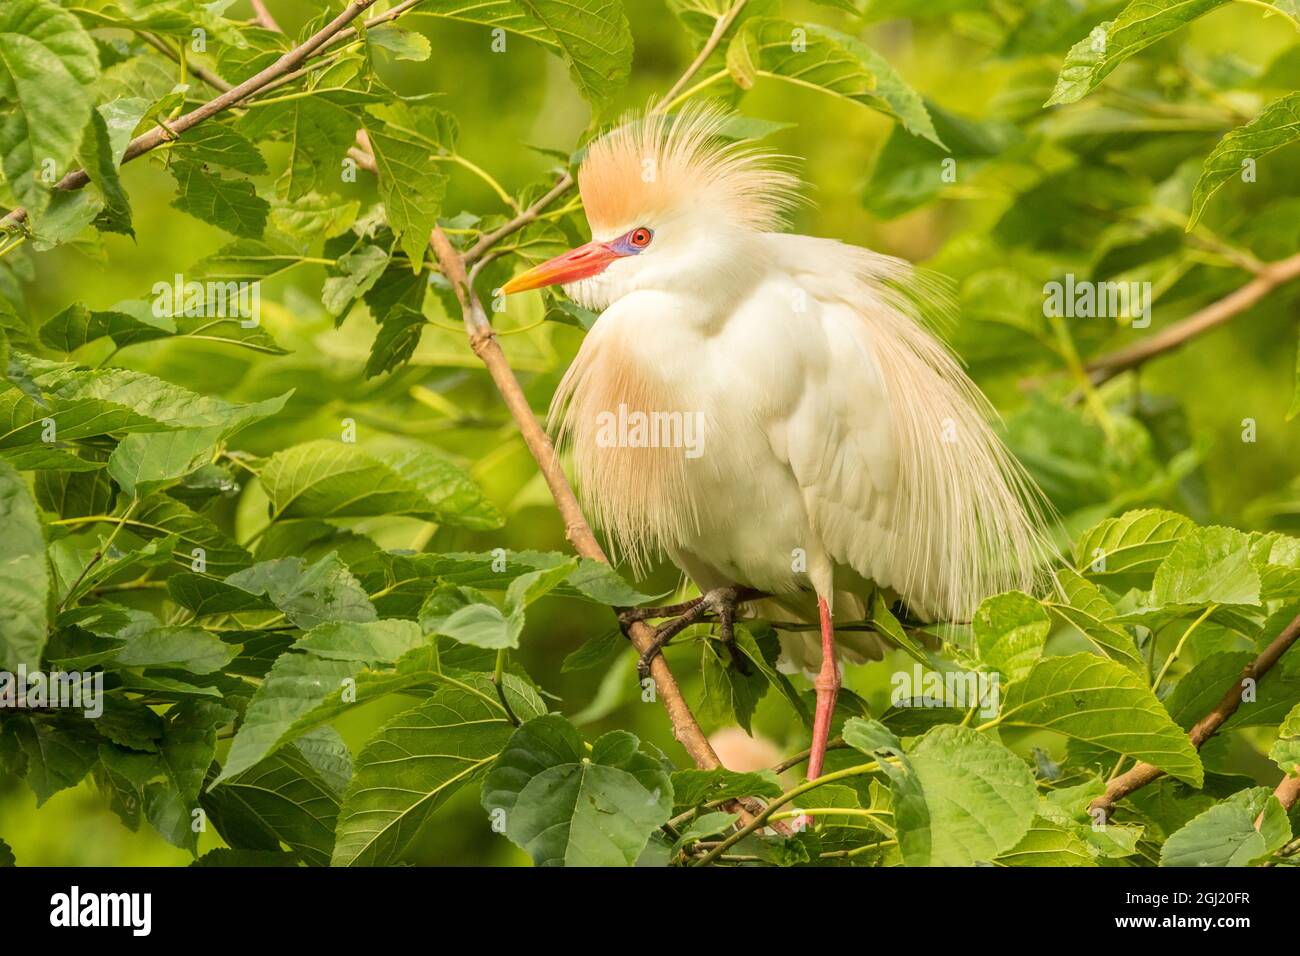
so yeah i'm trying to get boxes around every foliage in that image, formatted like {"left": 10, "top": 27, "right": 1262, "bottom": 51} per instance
{"left": 0, "top": 0, "right": 1298, "bottom": 867}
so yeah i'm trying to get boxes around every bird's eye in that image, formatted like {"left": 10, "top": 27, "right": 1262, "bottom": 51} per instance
{"left": 628, "top": 226, "right": 653, "bottom": 249}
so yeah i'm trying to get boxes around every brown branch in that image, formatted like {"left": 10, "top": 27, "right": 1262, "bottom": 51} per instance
{"left": 0, "top": 0, "right": 401, "bottom": 233}
{"left": 249, "top": 0, "right": 282, "bottom": 32}
{"left": 1090, "top": 612, "right": 1300, "bottom": 818}
{"left": 1273, "top": 773, "right": 1300, "bottom": 814}
{"left": 1085, "top": 251, "right": 1300, "bottom": 387}
{"left": 658, "top": 0, "right": 749, "bottom": 106}
{"left": 140, "top": 32, "right": 233, "bottom": 93}
{"left": 428, "top": 227, "right": 725, "bottom": 772}
{"left": 419, "top": 0, "right": 755, "bottom": 770}
{"left": 461, "top": 0, "right": 748, "bottom": 266}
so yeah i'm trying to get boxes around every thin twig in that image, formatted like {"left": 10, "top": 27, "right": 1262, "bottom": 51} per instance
{"left": 658, "top": 0, "right": 750, "bottom": 108}
{"left": 460, "top": 0, "right": 748, "bottom": 264}
{"left": 1084, "top": 251, "right": 1300, "bottom": 387}
{"left": 1, "top": 0, "right": 392, "bottom": 232}
{"left": 427, "top": 226, "right": 728, "bottom": 773}
{"left": 250, "top": 0, "right": 282, "bottom": 32}
{"left": 1089, "top": 612, "right": 1300, "bottom": 817}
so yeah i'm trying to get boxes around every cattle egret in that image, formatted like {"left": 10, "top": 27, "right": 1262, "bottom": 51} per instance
{"left": 502, "top": 106, "right": 1050, "bottom": 780}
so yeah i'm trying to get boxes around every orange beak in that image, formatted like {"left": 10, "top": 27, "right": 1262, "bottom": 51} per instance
{"left": 500, "top": 240, "right": 621, "bottom": 295}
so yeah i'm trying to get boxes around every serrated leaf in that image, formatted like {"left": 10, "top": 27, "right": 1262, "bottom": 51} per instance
{"left": 260, "top": 439, "right": 501, "bottom": 530}
{"left": 995, "top": 817, "right": 1098, "bottom": 867}
{"left": 202, "top": 737, "right": 342, "bottom": 866}
{"left": 1269, "top": 701, "right": 1300, "bottom": 774}
{"left": 332, "top": 675, "right": 544, "bottom": 865}
{"left": 1074, "top": 509, "right": 1195, "bottom": 578}
{"left": 1189, "top": 92, "right": 1300, "bottom": 228}
{"left": 224, "top": 553, "right": 376, "bottom": 630}
{"left": 169, "top": 160, "right": 269, "bottom": 239}
{"left": 973, "top": 591, "right": 1050, "bottom": 682}
{"left": 727, "top": 18, "right": 940, "bottom": 145}
{"left": 215, "top": 620, "right": 432, "bottom": 783}
{"left": 171, "top": 122, "right": 268, "bottom": 175}
{"left": 887, "top": 724, "right": 1038, "bottom": 867}
{"left": 0, "top": 458, "right": 49, "bottom": 670}
{"left": 669, "top": 767, "right": 782, "bottom": 811}
{"left": 1049, "top": 569, "right": 1144, "bottom": 671}
{"left": 999, "top": 653, "right": 1203, "bottom": 786}
{"left": 1151, "top": 526, "right": 1261, "bottom": 607}
{"left": 514, "top": 0, "right": 632, "bottom": 110}
{"left": 0, "top": 0, "right": 100, "bottom": 222}
{"left": 1046, "top": 1, "right": 1227, "bottom": 107}
{"left": 1159, "top": 787, "right": 1291, "bottom": 866}
{"left": 362, "top": 120, "right": 447, "bottom": 271}
{"left": 481, "top": 715, "right": 672, "bottom": 867}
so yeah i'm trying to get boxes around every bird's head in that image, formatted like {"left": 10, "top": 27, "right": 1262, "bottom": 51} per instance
{"left": 500, "top": 105, "right": 800, "bottom": 311}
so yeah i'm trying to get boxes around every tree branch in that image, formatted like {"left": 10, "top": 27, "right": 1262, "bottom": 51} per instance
{"left": 659, "top": 0, "right": 749, "bottom": 107}
{"left": 249, "top": 0, "right": 282, "bottom": 32}
{"left": 1085, "top": 251, "right": 1300, "bottom": 387}
{"left": 460, "top": 0, "right": 749, "bottom": 265}
{"left": 1, "top": 0, "right": 401, "bottom": 232}
{"left": 1090, "top": 612, "right": 1300, "bottom": 817}
{"left": 428, "top": 226, "right": 727, "bottom": 772}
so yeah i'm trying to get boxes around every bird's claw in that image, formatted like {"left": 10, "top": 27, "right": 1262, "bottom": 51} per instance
{"left": 627, "top": 586, "right": 754, "bottom": 681}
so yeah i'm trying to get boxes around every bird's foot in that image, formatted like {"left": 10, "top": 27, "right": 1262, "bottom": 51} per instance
{"left": 624, "top": 586, "right": 758, "bottom": 681}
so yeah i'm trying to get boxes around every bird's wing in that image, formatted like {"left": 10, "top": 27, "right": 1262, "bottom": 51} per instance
{"left": 768, "top": 233, "right": 1050, "bottom": 621}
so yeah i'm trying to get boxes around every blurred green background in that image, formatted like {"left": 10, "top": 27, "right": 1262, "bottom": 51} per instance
{"left": 3, "top": 0, "right": 1298, "bottom": 864}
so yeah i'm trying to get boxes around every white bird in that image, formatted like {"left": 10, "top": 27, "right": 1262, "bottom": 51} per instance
{"left": 502, "top": 106, "right": 1050, "bottom": 780}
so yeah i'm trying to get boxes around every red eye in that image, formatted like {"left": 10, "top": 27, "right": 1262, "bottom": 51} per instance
{"left": 629, "top": 227, "right": 652, "bottom": 248}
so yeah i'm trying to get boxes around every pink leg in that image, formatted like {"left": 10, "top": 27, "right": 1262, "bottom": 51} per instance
{"left": 806, "top": 595, "right": 839, "bottom": 780}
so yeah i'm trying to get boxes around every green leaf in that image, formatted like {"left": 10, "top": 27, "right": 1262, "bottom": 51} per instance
{"left": 332, "top": 675, "right": 545, "bottom": 866}
{"left": 260, "top": 439, "right": 501, "bottom": 530}
{"left": 869, "top": 592, "right": 929, "bottom": 665}
{"left": 112, "top": 625, "right": 237, "bottom": 674}
{"left": 39, "top": 301, "right": 172, "bottom": 351}
{"left": 1159, "top": 787, "right": 1291, "bottom": 866}
{"left": 886, "top": 724, "right": 1038, "bottom": 867}
{"left": 79, "top": 98, "right": 148, "bottom": 235}
{"left": 0, "top": 458, "right": 49, "bottom": 670}
{"left": 323, "top": 244, "right": 390, "bottom": 317}
{"left": 224, "top": 553, "right": 376, "bottom": 630}
{"left": 1151, "top": 526, "right": 1261, "bottom": 607}
{"left": 1046, "top": 1, "right": 1227, "bottom": 107}
{"left": 999, "top": 653, "right": 1203, "bottom": 786}
{"left": 727, "top": 18, "right": 940, "bottom": 146}
{"left": 1049, "top": 569, "right": 1144, "bottom": 671}
{"left": 105, "top": 391, "right": 288, "bottom": 498}
{"left": 973, "top": 591, "right": 1050, "bottom": 682}
{"left": 240, "top": 98, "right": 356, "bottom": 201}
{"left": 215, "top": 620, "right": 431, "bottom": 783}
{"left": 1074, "top": 509, "right": 1195, "bottom": 578}
{"left": 171, "top": 122, "right": 268, "bottom": 175}
{"left": 169, "top": 160, "right": 269, "bottom": 239}
{"left": 131, "top": 495, "right": 252, "bottom": 576}
{"left": 669, "top": 767, "right": 782, "bottom": 811}
{"left": 365, "top": 304, "right": 426, "bottom": 378}
{"left": 1269, "top": 701, "right": 1300, "bottom": 774}
{"left": 0, "top": 0, "right": 100, "bottom": 222}
{"left": 996, "top": 817, "right": 1098, "bottom": 867}
{"left": 366, "top": 24, "right": 432, "bottom": 61}
{"left": 11, "top": 717, "right": 98, "bottom": 804}
{"left": 482, "top": 716, "right": 673, "bottom": 866}
{"left": 513, "top": 0, "right": 633, "bottom": 111}
{"left": 1189, "top": 93, "right": 1300, "bottom": 228}
{"left": 361, "top": 119, "right": 447, "bottom": 271}
{"left": 202, "top": 735, "right": 343, "bottom": 866}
